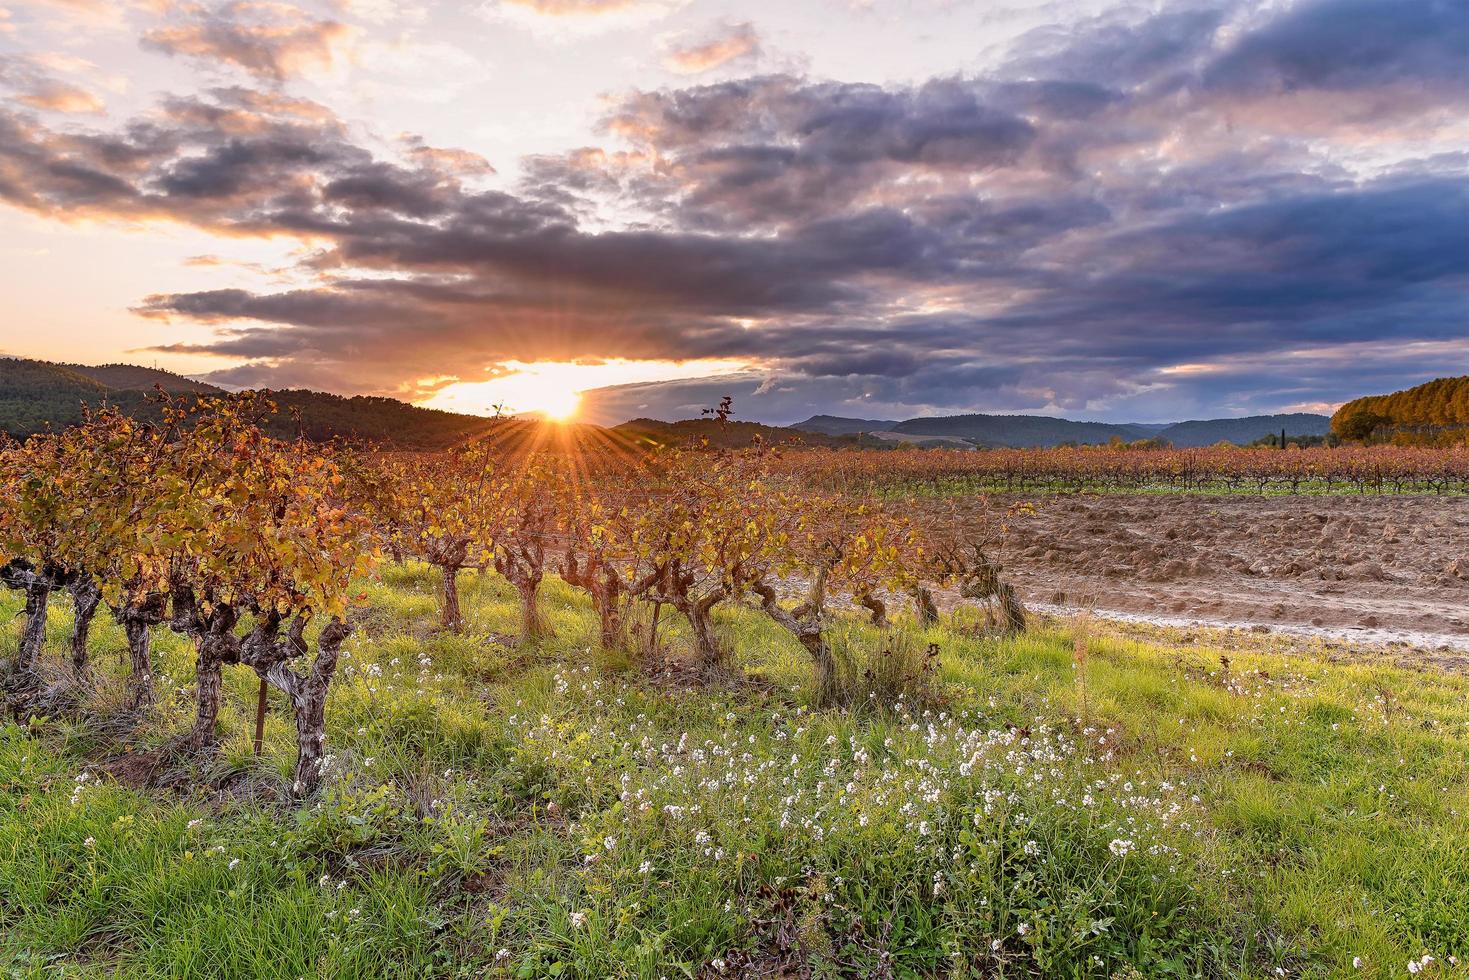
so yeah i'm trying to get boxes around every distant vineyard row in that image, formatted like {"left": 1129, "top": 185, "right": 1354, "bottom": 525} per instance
{"left": 776, "top": 445, "right": 1469, "bottom": 495}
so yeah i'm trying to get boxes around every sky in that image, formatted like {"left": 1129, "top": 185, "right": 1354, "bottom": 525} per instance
{"left": 0, "top": 0, "right": 1465, "bottom": 426}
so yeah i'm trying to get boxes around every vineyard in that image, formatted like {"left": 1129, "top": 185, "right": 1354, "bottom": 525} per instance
{"left": 781, "top": 444, "right": 1469, "bottom": 496}
{"left": 2, "top": 398, "right": 1468, "bottom": 978}
{"left": 0, "top": 396, "right": 1034, "bottom": 798}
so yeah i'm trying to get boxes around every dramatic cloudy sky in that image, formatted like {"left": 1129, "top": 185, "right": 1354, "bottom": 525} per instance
{"left": 0, "top": 0, "right": 1465, "bottom": 424}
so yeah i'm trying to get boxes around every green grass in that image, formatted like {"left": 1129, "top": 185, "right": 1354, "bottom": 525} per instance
{"left": 2, "top": 564, "right": 1467, "bottom": 978}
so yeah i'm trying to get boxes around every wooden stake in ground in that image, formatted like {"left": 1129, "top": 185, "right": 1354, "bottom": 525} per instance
{"left": 253, "top": 677, "right": 268, "bottom": 757}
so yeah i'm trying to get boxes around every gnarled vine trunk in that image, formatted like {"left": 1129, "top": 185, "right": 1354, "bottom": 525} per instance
{"left": 425, "top": 538, "right": 471, "bottom": 633}
{"left": 856, "top": 589, "right": 888, "bottom": 628}
{"left": 439, "top": 564, "right": 463, "bottom": 632}
{"left": 910, "top": 586, "right": 939, "bottom": 627}
{"left": 958, "top": 555, "right": 1026, "bottom": 634}
{"left": 586, "top": 576, "right": 622, "bottom": 649}
{"left": 244, "top": 615, "right": 352, "bottom": 800}
{"left": 514, "top": 576, "right": 543, "bottom": 640}
{"left": 653, "top": 563, "right": 728, "bottom": 670}
{"left": 1, "top": 560, "right": 57, "bottom": 694}
{"left": 677, "top": 593, "right": 726, "bottom": 669}
{"left": 497, "top": 546, "right": 547, "bottom": 642}
{"left": 561, "top": 554, "right": 624, "bottom": 649}
{"left": 171, "top": 587, "right": 240, "bottom": 751}
{"left": 660, "top": 562, "right": 733, "bottom": 670}
{"left": 14, "top": 586, "right": 49, "bottom": 692}
{"left": 115, "top": 593, "right": 166, "bottom": 711}
{"left": 751, "top": 580, "right": 832, "bottom": 697}
{"left": 191, "top": 648, "right": 225, "bottom": 747}
{"left": 124, "top": 615, "right": 154, "bottom": 709}
{"left": 68, "top": 577, "right": 101, "bottom": 678}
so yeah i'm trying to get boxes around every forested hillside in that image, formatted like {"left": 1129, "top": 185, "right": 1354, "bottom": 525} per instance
{"left": 889, "top": 413, "right": 1144, "bottom": 446}
{"left": 614, "top": 417, "right": 858, "bottom": 448}
{"left": 62, "top": 363, "right": 222, "bottom": 394}
{"left": 0, "top": 357, "right": 497, "bottom": 448}
{"left": 794, "top": 412, "right": 1330, "bottom": 447}
{"left": 0, "top": 359, "right": 160, "bottom": 437}
{"left": 262, "top": 390, "right": 497, "bottom": 448}
{"left": 1157, "top": 413, "right": 1330, "bottom": 447}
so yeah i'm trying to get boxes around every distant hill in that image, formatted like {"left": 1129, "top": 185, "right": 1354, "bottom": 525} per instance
{"left": 792, "top": 415, "right": 899, "bottom": 436}
{"left": 889, "top": 413, "right": 1145, "bottom": 447}
{"left": 614, "top": 417, "right": 858, "bottom": 449}
{"left": 793, "top": 411, "right": 1330, "bottom": 448}
{"left": 1332, "top": 377, "right": 1469, "bottom": 440}
{"left": 63, "top": 363, "right": 222, "bottom": 394}
{"left": 0, "top": 358, "right": 159, "bottom": 437}
{"left": 0, "top": 353, "right": 1340, "bottom": 451}
{"left": 260, "top": 390, "right": 498, "bottom": 449}
{"left": 792, "top": 412, "right": 1146, "bottom": 446}
{"left": 1157, "top": 414, "right": 1330, "bottom": 447}
{"left": 0, "top": 356, "right": 497, "bottom": 449}
{"left": 859, "top": 430, "right": 974, "bottom": 448}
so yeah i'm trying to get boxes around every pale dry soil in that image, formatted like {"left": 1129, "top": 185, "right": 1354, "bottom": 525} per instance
{"left": 975, "top": 493, "right": 1469, "bottom": 658}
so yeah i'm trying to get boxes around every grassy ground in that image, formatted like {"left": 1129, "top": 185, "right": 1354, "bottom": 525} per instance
{"left": 1, "top": 564, "right": 1467, "bottom": 978}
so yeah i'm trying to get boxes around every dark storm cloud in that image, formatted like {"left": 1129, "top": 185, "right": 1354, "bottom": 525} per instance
{"left": 605, "top": 75, "right": 1038, "bottom": 230}
{"left": 1003, "top": 0, "right": 1469, "bottom": 126}
{"left": 0, "top": 0, "right": 1466, "bottom": 414}
{"left": 1203, "top": 0, "right": 1469, "bottom": 97}
{"left": 1001, "top": 4, "right": 1227, "bottom": 92}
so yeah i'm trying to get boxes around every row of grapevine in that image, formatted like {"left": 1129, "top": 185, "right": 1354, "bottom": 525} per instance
{"left": 0, "top": 403, "right": 1027, "bottom": 797}
{"left": 354, "top": 445, "right": 1024, "bottom": 695}
{"left": 779, "top": 445, "right": 1469, "bottom": 496}
{"left": 0, "top": 395, "right": 372, "bottom": 796}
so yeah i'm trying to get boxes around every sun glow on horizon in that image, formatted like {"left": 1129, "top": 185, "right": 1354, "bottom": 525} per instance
{"left": 417, "top": 358, "right": 750, "bottom": 422}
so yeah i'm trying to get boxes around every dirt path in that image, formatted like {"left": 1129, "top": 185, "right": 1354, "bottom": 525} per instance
{"left": 975, "top": 493, "right": 1469, "bottom": 654}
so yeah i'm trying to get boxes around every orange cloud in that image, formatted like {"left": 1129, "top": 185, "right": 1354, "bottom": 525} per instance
{"left": 499, "top": 0, "right": 642, "bottom": 14}
{"left": 18, "top": 82, "right": 104, "bottom": 113}
{"left": 142, "top": 1, "right": 353, "bottom": 82}
{"left": 664, "top": 22, "right": 760, "bottom": 74}
{"left": 0, "top": 54, "right": 104, "bottom": 113}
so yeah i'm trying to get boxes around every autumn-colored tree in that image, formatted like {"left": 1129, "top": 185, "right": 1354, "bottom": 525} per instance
{"left": 231, "top": 439, "right": 374, "bottom": 796}
{"left": 51, "top": 401, "right": 202, "bottom": 706}
{"left": 0, "top": 430, "right": 86, "bottom": 694}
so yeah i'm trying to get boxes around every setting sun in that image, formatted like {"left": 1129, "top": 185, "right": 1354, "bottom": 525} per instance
{"left": 417, "top": 359, "right": 750, "bottom": 423}
{"left": 537, "top": 388, "right": 582, "bottom": 421}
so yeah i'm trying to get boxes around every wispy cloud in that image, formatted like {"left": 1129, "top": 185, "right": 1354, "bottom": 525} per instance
{"left": 479, "top": 0, "right": 688, "bottom": 36}
{"left": 664, "top": 22, "right": 760, "bottom": 74}
{"left": 141, "top": 1, "right": 354, "bottom": 82}
{"left": 0, "top": 54, "right": 105, "bottom": 113}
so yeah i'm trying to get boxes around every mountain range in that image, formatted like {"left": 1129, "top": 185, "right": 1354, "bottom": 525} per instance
{"left": 0, "top": 355, "right": 1333, "bottom": 450}
{"left": 793, "top": 412, "right": 1331, "bottom": 448}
